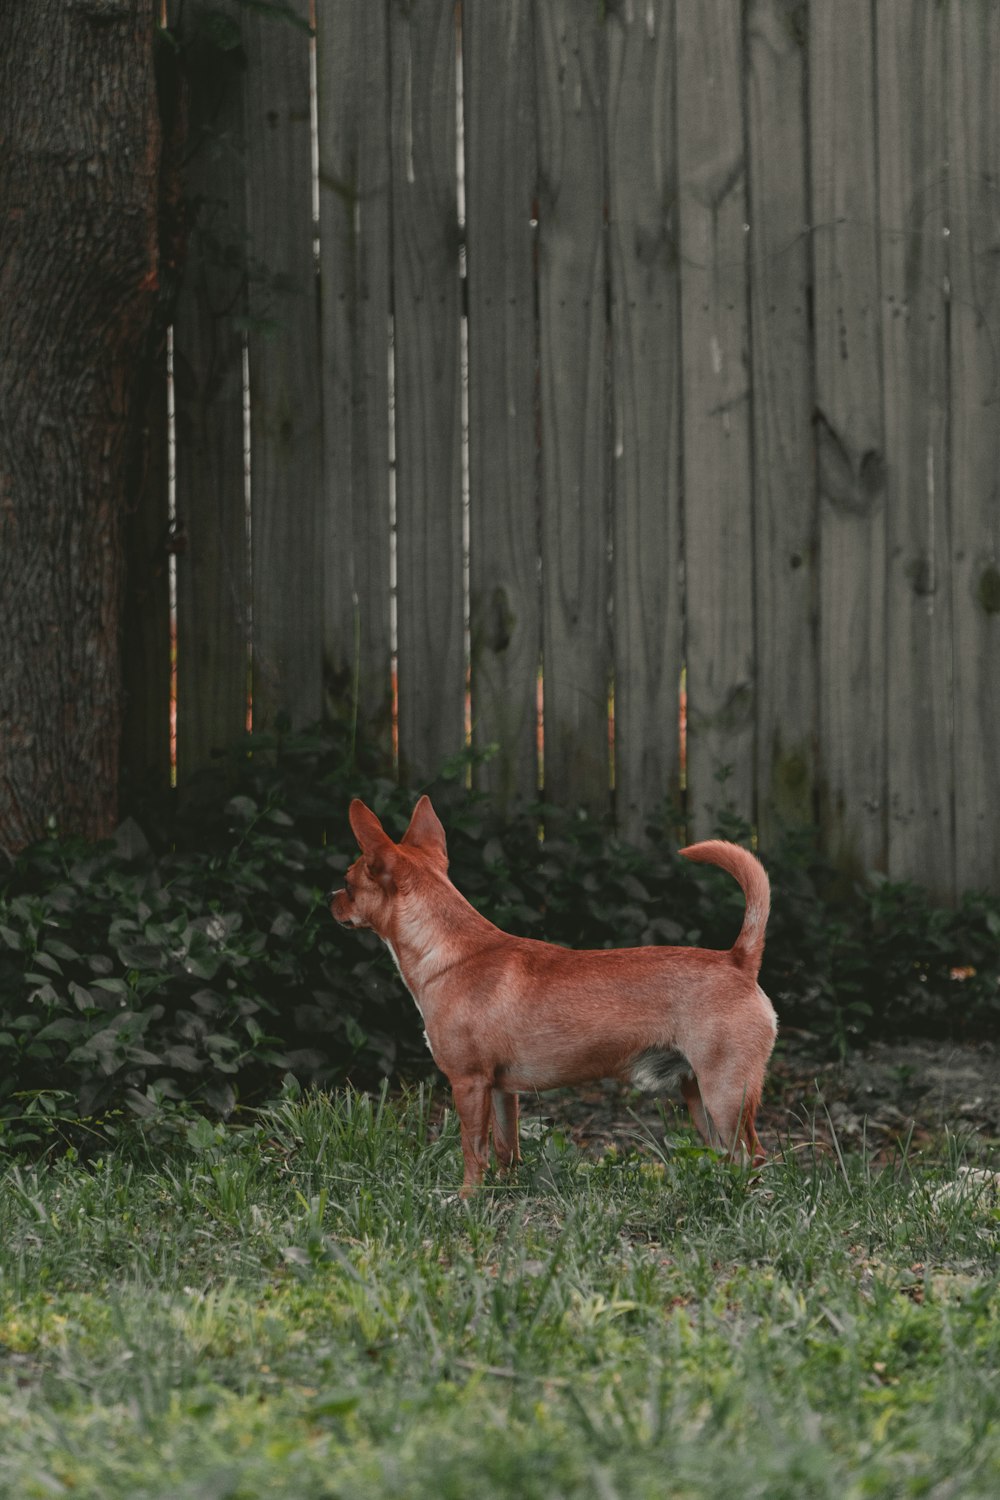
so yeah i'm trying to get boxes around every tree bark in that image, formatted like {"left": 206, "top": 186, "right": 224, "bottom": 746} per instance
{"left": 0, "top": 0, "right": 162, "bottom": 860}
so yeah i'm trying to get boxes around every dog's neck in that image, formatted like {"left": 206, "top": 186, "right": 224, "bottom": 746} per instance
{"left": 377, "top": 871, "right": 501, "bottom": 1000}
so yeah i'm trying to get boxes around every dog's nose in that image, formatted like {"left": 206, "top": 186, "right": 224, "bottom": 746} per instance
{"left": 324, "top": 890, "right": 339, "bottom": 905}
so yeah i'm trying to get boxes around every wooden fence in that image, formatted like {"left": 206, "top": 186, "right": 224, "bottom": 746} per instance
{"left": 123, "top": 0, "right": 1000, "bottom": 899}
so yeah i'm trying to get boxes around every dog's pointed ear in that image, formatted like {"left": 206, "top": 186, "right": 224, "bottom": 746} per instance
{"left": 348, "top": 799, "right": 397, "bottom": 880}
{"left": 401, "top": 795, "right": 448, "bottom": 868}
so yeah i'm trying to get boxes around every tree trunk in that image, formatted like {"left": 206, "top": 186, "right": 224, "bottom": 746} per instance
{"left": 0, "top": 0, "right": 162, "bottom": 861}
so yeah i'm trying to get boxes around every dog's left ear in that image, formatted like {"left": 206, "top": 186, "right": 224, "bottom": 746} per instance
{"left": 401, "top": 794, "right": 448, "bottom": 868}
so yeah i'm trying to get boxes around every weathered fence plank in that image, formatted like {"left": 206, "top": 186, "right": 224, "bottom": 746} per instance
{"left": 877, "top": 0, "right": 954, "bottom": 894}
{"left": 243, "top": 1, "right": 323, "bottom": 731}
{"left": 117, "top": 0, "right": 1000, "bottom": 899}
{"left": 948, "top": 0, "right": 1000, "bottom": 894}
{"left": 122, "top": 357, "right": 171, "bottom": 795}
{"left": 809, "top": 0, "right": 887, "bottom": 879}
{"left": 390, "top": 0, "right": 466, "bottom": 785}
{"left": 316, "top": 0, "right": 393, "bottom": 761}
{"left": 464, "top": 1, "right": 541, "bottom": 810}
{"left": 535, "top": 0, "right": 611, "bottom": 815}
{"left": 745, "top": 0, "right": 816, "bottom": 843}
{"left": 675, "top": 0, "right": 754, "bottom": 839}
{"left": 605, "top": 0, "right": 682, "bottom": 842}
{"left": 172, "top": 2, "right": 249, "bottom": 775}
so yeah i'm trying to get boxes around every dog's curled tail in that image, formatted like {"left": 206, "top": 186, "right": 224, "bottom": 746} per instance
{"left": 679, "top": 839, "right": 770, "bottom": 975}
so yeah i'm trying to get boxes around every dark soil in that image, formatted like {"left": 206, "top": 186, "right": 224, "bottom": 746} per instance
{"left": 525, "top": 1034, "right": 1000, "bottom": 1161}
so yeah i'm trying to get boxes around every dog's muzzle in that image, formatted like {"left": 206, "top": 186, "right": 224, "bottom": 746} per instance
{"left": 327, "top": 889, "right": 362, "bottom": 927}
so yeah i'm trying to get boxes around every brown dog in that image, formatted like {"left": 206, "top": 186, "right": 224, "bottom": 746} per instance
{"left": 330, "top": 796, "right": 777, "bottom": 1194}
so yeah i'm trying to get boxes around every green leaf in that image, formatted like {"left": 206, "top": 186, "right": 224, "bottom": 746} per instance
{"left": 43, "top": 938, "right": 80, "bottom": 962}
{"left": 35, "top": 1018, "right": 85, "bottom": 1042}
{"left": 225, "top": 795, "right": 258, "bottom": 821}
{"left": 68, "top": 1027, "right": 122, "bottom": 1062}
{"left": 185, "top": 1115, "right": 219, "bottom": 1152}
{"left": 125, "top": 1047, "right": 164, "bottom": 1066}
{"left": 31, "top": 950, "right": 63, "bottom": 975}
{"left": 124, "top": 1088, "right": 159, "bottom": 1118}
{"left": 202, "top": 1081, "right": 236, "bottom": 1116}
{"left": 116, "top": 940, "right": 168, "bottom": 969}
{"left": 204, "top": 1034, "right": 239, "bottom": 1053}
{"left": 70, "top": 982, "right": 99, "bottom": 1012}
{"left": 160, "top": 1045, "right": 203, "bottom": 1073}
{"left": 26, "top": 982, "right": 59, "bottom": 1004}
{"left": 190, "top": 988, "right": 224, "bottom": 1015}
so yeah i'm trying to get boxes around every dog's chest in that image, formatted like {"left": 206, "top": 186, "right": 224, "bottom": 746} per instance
{"left": 382, "top": 937, "right": 436, "bottom": 1061}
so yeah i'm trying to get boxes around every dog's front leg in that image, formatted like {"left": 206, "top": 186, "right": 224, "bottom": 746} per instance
{"left": 491, "top": 1089, "right": 520, "bottom": 1175}
{"left": 451, "top": 1076, "right": 492, "bottom": 1197}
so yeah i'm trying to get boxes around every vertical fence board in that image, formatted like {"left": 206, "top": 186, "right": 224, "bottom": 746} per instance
{"left": 122, "top": 357, "right": 171, "bottom": 793}
{"left": 745, "top": 0, "right": 815, "bottom": 845}
{"left": 809, "top": 0, "right": 886, "bottom": 879}
{"left": 947, "top": 0, "right": 1000, "bottom": 893}
{"left": 127, "top": 0, "right": 1000, "bottom": 897}
{"left": 675, "top": 0, "right": 754, "bottom": 839}
{"left": 535, "top": 1, "right": 611, "bottom": 815}
{"left": 316, "top": 0, "right": 393, "bottom": 760}
{"left": 172, "top": 5, "right": 249, "bottom": 775}
{"left": 606, "top": 0, "right": 682, "bottom": 842}
{"left": 243, "top": 1, "right": 323, "bottom": 731}
{"left": 877, "top": 0, "right": 953, "bottom": 894}
{"left": 390, "top": 0, "right": 465, "bottom": 784}
{"left": 464, "top": 2, "right": 541, "bottom": 811}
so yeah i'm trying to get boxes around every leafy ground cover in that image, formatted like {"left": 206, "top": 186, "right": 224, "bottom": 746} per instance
{"left": 1, "top": 1087, "right": 998, "bottom": 1498}
{"left": 1, "top": 726, "right": 998, "bottom": 1148}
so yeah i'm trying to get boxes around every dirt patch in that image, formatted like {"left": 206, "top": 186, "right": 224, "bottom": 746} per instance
{"left": 768, "top": 1034, "right": 1000, "bottom": 1150}
{"left": 524, "top": 1035, "right": 1000, "bottom": 1160}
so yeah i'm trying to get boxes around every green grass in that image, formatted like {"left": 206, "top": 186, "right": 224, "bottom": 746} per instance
{"left": 1, "top": 1089, "right": 999, "bottom": 1499}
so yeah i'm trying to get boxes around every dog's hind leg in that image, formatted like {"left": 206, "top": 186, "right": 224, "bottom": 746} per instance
{"left": 491, "top": 1089, "right": 520, "bottom": 1174}
{"left": 690, "top": 1068, "right": 765, "bottom": 1164}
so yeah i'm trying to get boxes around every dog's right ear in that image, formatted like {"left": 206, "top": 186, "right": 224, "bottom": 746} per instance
{"left": 348, "top": 799, "right": 397, "bottom": 881}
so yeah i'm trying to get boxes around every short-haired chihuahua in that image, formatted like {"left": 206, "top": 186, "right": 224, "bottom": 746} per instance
{"left": 330, "top": 797, "right": 777, "bottom": 1195}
